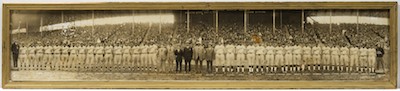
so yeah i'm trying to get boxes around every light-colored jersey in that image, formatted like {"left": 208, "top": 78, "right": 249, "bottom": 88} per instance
{"left": 340, "top": 47, "right": 349, "bottom": 55}
{"left": 44, "top": 46, "right": 52, "bottom": 54}
{"left": 350, "top": 47, "right": 359, "bottom": 55}
{"left": 368, "top": 48, "right": 376, "bottom": 57}
{"left": 246, "top": 45, "right": 256, "bottom": 54}
{"left": 70, "top": 47, "right": 77, "bottom": 54}
{"left": 275, "top": 47, "right": 284, "bottom": 55}
{"left": 148, "top": 45, "right": 158, "bottom": 54}
{"left": 123, "top": 46, "right": 131, "bottom": 54}
{"left": 29, "top": 47, "right": 36, "bottom": 54}
{"left": 303, "top": 46, "right": 312, "bottom": 55}
{"left": 141, "top": 46, "right": 148, "bottom": 54}
{"left": 322, "top": 47, "right": 331, "bottom": 55}
{"left": 53, "top": 46, "right": 61, "bottom": 54}
{"left": 266, "top": 46, "right": 275, "bottom": 55}
{"left": 20, "top": 47, "right": 27, "bottom": 54}
{"left": 78, "top": 46, "right": 86, "bottom": 54}
{"left": 226, "top": 45, "right": 235, "bottom": 54}
{"left": 87, "top": 46, "right": 94, "bottom": 54}
{"left": 331, "top": 47, "right": 339, "bottom": 55}
{"left": 105, "top": 46, "right": 113, "bottom": 54}
{"left": 95, "top": 47, "right": 104, "bottom": 54}
{"left": 62, "top": 46, "right": 69, "bottom": 54}
{"left": 114, "top": 46, "right": 123, "bottom": 55}
{"left": 215, "top": 45, "right": 225, "bottom": 54}
{"left": 256, "top": 46, "right": 265, "bottom": 55}
{"left": 36, "top": 46, "right": 44, "bottom": 54}
{"left": 285, "top": 46, "right": 293, "bottom": 55}
{"left": 360, "top": 48, "right": 368, "bottom": 56}
{"left": 312, "top": 46, "right": 321, "bottom": 55}
{"left": 236, "top": 45, "right": 246, "bottom": 54}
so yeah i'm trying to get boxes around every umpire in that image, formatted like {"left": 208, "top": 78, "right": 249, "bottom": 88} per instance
{"left": 183, "top": 43, "right": 193, "bottom": 72}
{"left": 12, "top": 42, "right": 19, "bottom": 68}
{"left": 376, "top": 44, "right": 385, "bottom": 72}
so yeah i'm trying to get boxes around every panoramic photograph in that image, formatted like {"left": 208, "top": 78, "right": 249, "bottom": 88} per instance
{"left": 9, "top": 9, "right": 390, "bottom": 81}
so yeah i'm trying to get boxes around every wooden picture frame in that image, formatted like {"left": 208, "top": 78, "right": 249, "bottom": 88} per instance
{"left": 2, "top": 2, "right": 398, "bottom": 89}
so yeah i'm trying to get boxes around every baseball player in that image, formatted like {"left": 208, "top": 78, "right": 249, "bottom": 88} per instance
{"left": 35, "top": 46, "right": 44, "bottom": 70}
{"left": 339, "top": 46, "right": 350, "bottom": 72}
{"left": 60, "top": 46, "right": 69, "bottom": 71}
{"left": 302, "top": 46, "right": 312, "bottom": 71}
{"left": 69, "top": 46, "right": 78, "bottom": 71}
{"left": 331, "top": 46, "right": 340, "bottom": 71}
{"left": 265, "top": 46, "right": 274, "bottom": 72}
{"left": 236, "top": 44, "right": 246, "bottom": 73}
{"left": 284, "top": 45, "right": 293, "bottom": 73}
{"left": 52, "top": 45, "right": 61, "bottom": 70}
{"left": 214, "top": 44, "right": 225, "bottom": 73}
{"left": 43, "top": 45, "right": 53, "bottom": 70}
{"left": 359, "top": 47, "right": 368, "bottom": 72}
{"left": 27, "top": 46, "right": 35, "bottom": 70}
{"left": 322, "top": 46, "right": 331, "bottom": 71}
{"left": 141, "top": 45, "right": 149, "bottom": 71}
{"left": 18, "top": 46, "right": 27, "bottom": 70}
{"left": 367, "top": 48, "right": 376, "bottom": 73}
{"left": 77, "top": 45, "right": 86, "bottom": 71}
{"left": 226, "top": 44, "right": 235, "bottom": 72}
{"left": 122, "top": 45, "right": 131, "bottom": 71}
{"left": 113, "top": 45, "right": 123, "bottom": 71}
{"left": 246, "top": 44, "right": 256, "bottom": 73}
{"left": 104, "top": 45, "right": 113, "bottom": 71}
{"left": 292, "top": 45, "right": 302, "bottom": 72}
{"left": 255, "top": 44, "right": 265, "bottom": 73}
{"left": 86, "top": 45, "right": 95, "bottom": 71}
{"left": 349, "top": 47, "right": 359, "bottom": 72}
{"left": 275, "top": 46, "right": 285, "bottom": 72}
{"left": 148, "top": 45, "right": 158, "bottom": 72}
{"left": 312, "top": 45, "right": 322, "bottom": 71}
{"left": 132, "top": 46, "right": 141, "bottom": 71}
{"left": 94, "top": 45, "right": 104, "bottom": 72}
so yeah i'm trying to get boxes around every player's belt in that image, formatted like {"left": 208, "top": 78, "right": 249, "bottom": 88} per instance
{"left": 115, "top": 54, "right": 122, "bottom": 55}
{"left": 45, "top": 53, "right": 52, "bottom": 54}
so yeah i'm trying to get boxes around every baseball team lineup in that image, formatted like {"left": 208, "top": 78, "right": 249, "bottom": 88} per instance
{"left": 14, "top": 42, "right": 384, "bottom": 74}
{"left": 10, "top": 10, "right": 389, "bottom": 81}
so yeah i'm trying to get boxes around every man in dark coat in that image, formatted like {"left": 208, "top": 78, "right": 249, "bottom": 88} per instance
{"left": 205, "top": 44, "right": 215, "bottom": 73}
{"left": 11, "top": 42, "right": 19, "bottom": 68}
{"left": 376, "top": 44, "right": 385, "bottom": 72}
{"left": 174, "top": 45, "right": 183, "bottom": 72}
{"left": 183, "top": 44, "right": 193, "bottom": 72}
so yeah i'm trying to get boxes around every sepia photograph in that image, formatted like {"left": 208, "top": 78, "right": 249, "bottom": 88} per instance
{"left": 9, "top": 9, "right": 391, "bottom": 81}
{"left": 2, "top": 2, "right": 397, "bottom": 89}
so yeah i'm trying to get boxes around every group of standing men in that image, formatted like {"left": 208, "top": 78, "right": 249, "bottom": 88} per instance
{"left": 13, "top": 42, "right": 383, "bottom": 74}
{"left": 213, "top": 44, "right": 383, "bottom": 74}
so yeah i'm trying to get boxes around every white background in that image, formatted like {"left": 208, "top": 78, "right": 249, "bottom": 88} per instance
{"left": 1, "top": 0, "right": 399, "bottom": 90}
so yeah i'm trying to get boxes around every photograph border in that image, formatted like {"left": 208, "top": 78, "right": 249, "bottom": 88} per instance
{"left": 2, "top": 2, "right": 398, "bottom": 89}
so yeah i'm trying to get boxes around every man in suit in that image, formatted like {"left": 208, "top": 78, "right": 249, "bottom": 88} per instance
{"left": 183, "top": 43, "right": 194, "bottom": 72}
{"left": 11, "top": 42, "right": 19, "bottom": 69}
{"left": 205, "top": 44, "right": 215, "bottom": 73}
{"left": 193, "top": 43, "right": 205, "bottom": 73}
{"left": 174, "top": 44, "right": 183, "bottom": 72}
